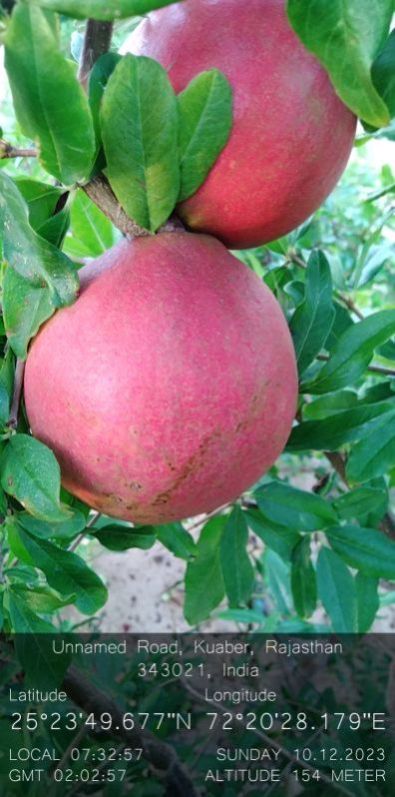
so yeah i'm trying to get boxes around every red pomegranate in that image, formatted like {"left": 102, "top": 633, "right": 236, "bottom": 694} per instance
{"left": 24, "top": 232, "right": 298, "bottom": 524}
{"left": 125, "top": 0, "right": 357, "bottom": 248}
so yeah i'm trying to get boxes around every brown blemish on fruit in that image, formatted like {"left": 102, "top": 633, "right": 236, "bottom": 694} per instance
{"left": 152, "top": 429, "right": 222, "bottom": 507}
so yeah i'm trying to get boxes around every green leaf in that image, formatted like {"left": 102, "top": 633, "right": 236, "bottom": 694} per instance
{"left": 29, "top": 0, "right": 179, "bottom": 22}
{"left": 12, "top": 583, "right": 77, "bottom": 612}
{"left": 0, "top": 172, "right": 79, "bottom": 307}
{"left": 89, "top": 52, "right": 122, "bottom": 145}
{"left": 15, "top": 178, "right": 64, "bottom": 232}
{"left": 13, "top": 525, "right": 108, "bottom": 614}
{"left": 1, "top": 434, "right": 70, "bottom": 522}
{"left": 246, "top": 508, "right": 301, "bottom": 561}
{"left": 101, "top": 54, "right": 179, "bottom": 232}
{"left": 5, "top": 3, "right": 95, "bottom": 183}
{"left": 177, "top": 69, "right": 233, "bottom": 201}
{"left": 291, "top": 537, "right": 317, "bottom": 619}
{"left": 220, "top": 507, "right": 254, "bottom": 608}
{"left": 355, "top": 243, "right": 394, "bottom": 288}
{"left": 264, "top": 550, "right": 293, "bottom": 615}
{"left": 346, "top": 409, "right": 395, "bottom": 482}
{"left": 0, "top": 350, "right": 14, "bottom": 427}
{"left": 2, "top": 266, "right": 54, "bottom": 360}
{"left": 64, "top": 189, "right": 117, "bottom": 258}
{"left": 355, "top": 572, "right": 379, "bottom": 632}
{"left": 17, "top": 177, "right": 71, "bottom": 249}
{"left": 287, "top": 0, "right": 392, "bottom": 127}
{"left": 333, "top": 487, "right": 388, "bottom": 523}
{"left": 157, "top": 523, "right": 196, "bottom": 560}
{"left": 303, "top": 390, "right": 358, "bottom": 420}
{"left": 288, "top": 400, "right": 394, "bottom": 452}
{"left": 38, "top": 209, "right": 70, "bottom": 249}
{"left": 217, "top": 608, "right": 267, "bottom": 626}
{"left": 184, "top": 517, "right": 226, "bottom": 625}
{"left": 325, "top": 302, "right": 354, "bottom": 353}
{"left": 326, "top": 525, "right": 395, "bottom": 580}
{"left": 302, "top": 310, "right": 395, "bottom": 394}
{"left": 93, "top": 524, "right": 156, "bottom": 551}
{"left": 372, "top": 30, "right": 395, "bottom": 119}
{"left": 7, "top": 591, "right": 69, "bottom": 689}
{"left": 255, "top": 481, "right": 336, "bottom": 531}
{"left": 18, "top": 509, "right": 87, "bottom": 540}
{"left": 290, "top": 251, "right": 335, "bottom": 374}
{"left": 316, "top": 548, "right": 357, "bottom": 632}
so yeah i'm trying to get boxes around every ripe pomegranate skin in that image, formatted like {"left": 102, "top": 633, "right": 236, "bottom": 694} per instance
{"left": 125, "top": 0, "right": 357, "bottom": 249}
{"left": 24, "top": 232, "right": 298, "bottom": 525}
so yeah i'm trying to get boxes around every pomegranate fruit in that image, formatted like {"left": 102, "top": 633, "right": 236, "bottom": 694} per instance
{"left": 125, "top": 0, "right": 357, "bottom": 248}
{"left": 24, "top": 232, "right": 298, "bottom": 524}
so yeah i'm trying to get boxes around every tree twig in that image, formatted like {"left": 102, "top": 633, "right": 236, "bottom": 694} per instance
{"left": 324, "top": 451, "right": 349, "bottom": 487}
{"left": 63, "top": 664, "right": 200, "bottom": 797}
{"left": 0, "top": 140, "right": 37, "bottom": 159}
{"left": 82, "top": 176, "right": 151, "bottom": 238}
{"left": 78, "top": 19, "right": 114, "bottom": 89}
{"left": 7, "top": 359, "right": 25, "bottom": 430}
{"left": 68, "top": 510, "right": 102, "bottom": 552}
{"left": 316, "top": 353, "right": 395, "bottom": 377}
{"left": 288, "top": 252, "right": 364, "bottom": 320}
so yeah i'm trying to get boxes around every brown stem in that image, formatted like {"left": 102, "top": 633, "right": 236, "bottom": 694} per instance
{"left": 0, "top": 140, "right": 37, "bottom": 159}
{"left": 324, "top": 451, "right": 349, "bottom": 487}
{"left": 316, "top": 353, "right": 395, "bottom": 377}
{"left": 82, "top": 177, "right": 150, "bottom": 238}
{"left": 288, "top": 252, "right": 364, "bottom": 320}
{"left": 63, "top": 664, "right": 199, "bottom": 797}
{"left": 7, "top": 359, "right": 25, "bottom": 430}
{"left": 78, "top": 19, "right": 114, "bottom": 89}
{"left": 324, "top": 450, "right": 395, "bottom": 542}
{"left": 337, "top": 293, "right": 364, "bottom": 320}
{"left": 380, "top": 512, "right": 395, "bottom": 541}
{"left": 68, "top": 510, "right": 101, "bottom": 552}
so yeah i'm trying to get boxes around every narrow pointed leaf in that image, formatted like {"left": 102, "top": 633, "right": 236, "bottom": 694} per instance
{"left": 13, "top": 525, "right": 108, "bottom": 615}
{"left": 29, "top": 0, "right": 179, "bottom": 21}
{"left": 255, "top": 481, "right": 336, "bottom": 531}
{"left": 5, "top": 3, "right": 95, "bottom": 184}
{"left": 288, "top": 401, "right": 394, "bottom": 452}
{"left": 7, "top": 591, "right": 69, "bottom": 689}
{"left": 93, "top": 524, "right": 156, "bottom": 551}
{"left": 290, "top": 251, "right": 335, "bottom": 374}
{"left": 326, "top": 525, "right": 395, "bottom": 580}
{"left": 372, "top": 30, "right": 395, "bottom": 119}
{"left": 355, "top": 573, "right": 379, "bottom": 632}
{"left": 178, "top": 69, "right": 233, "bottom": 201}
{"left": 101, "top": 54, "right": 179, "bottom": 231}
{"left": 1, "top": 434, "right": 69, "bottom": 522}
{"left": 0, "top": 350, "right": 14, "bottom": 427}
{"left": 291, "top": 537, "right": 317, "bottom": 618}
{"left": 0, "top": 172, "right": 79, "bottom": 307}
{"left": 2, "top": 267, "right": 54, "bottom": 360}
{"left": 157, "top": 523, "right": 196, "bottom": 560}
{"left": 184, "top": 517, "right": 226, "bottom": 625}
{"left": 316, "top": 548, "right": 357, "bottom": 632}
{"left": 220, "top": 507, "right": 254, "bottom": 607}
{"left": 346, "top": 409, "right": 395, "bottom": 482}
{"left": 287, "top": 0, "right": 392, "bottom": 127}
{"left": 302, "top": 310, "right": 395, "bottom": 394}
{"left": 333, "top": 487, "right": 388, "bottom": 523}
